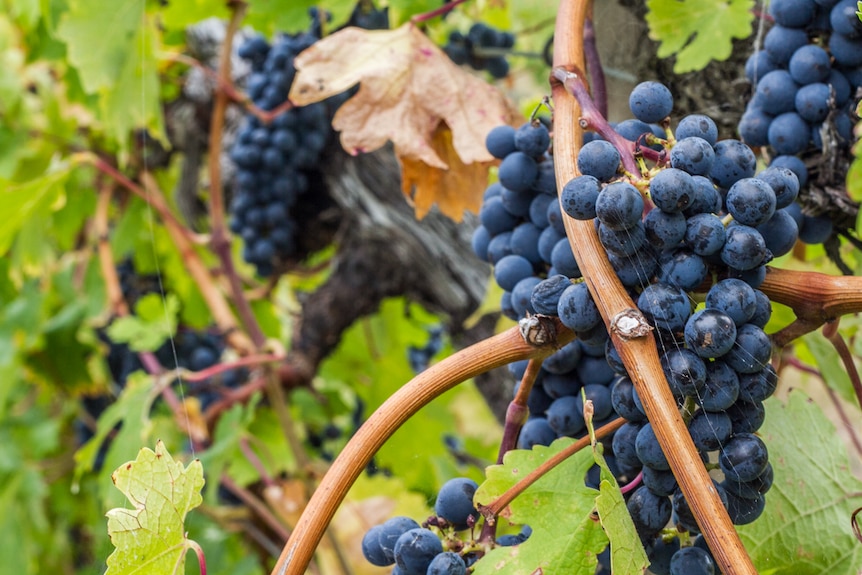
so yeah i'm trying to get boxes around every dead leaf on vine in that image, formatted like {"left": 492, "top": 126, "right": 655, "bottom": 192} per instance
{"left": 401, "top": 124, "right": 492, "bottom": 220}
{"left": 290, "top": 23, "right": 519, "bottom": 219}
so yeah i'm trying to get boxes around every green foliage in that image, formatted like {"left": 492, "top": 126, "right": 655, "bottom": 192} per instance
{"left": 738, "top": 391, "right": 862, "bottom": 573}
{"left": 0, "top": 165, "right": 71, "bottom": 254}
{"left": 645, "top": 0, "right": 754, "bottom": 73}
{"left": 107, "top": 293, "right": 180, "bottom": 352}
{"left": 105, "top": 440, "right": 204, "bottom": 575}
{"left": 797, "top": 332, "right": 858, "bottom": 405}
{"left": 473, "top": 439, "right": 608, "bottom": 574}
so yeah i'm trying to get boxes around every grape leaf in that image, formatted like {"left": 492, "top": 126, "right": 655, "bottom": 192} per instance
{"left": 737, "top": 391, "right": 862, "bottom": 574}
{"left": 473, "top": 439, "right": 608, "bottom": 574}
{"left": 106, "top": 293, "right": 180, "bottom": 352}
{"left": 798, "top": 332, "right": 857, "bottom": 406}
{"left": 645, "top": 0, "right": 754, "bottom": 73}
{"left": 0, "top": 167, "right": 70, "bottom": 254}
{"left": 588, "top": 426, "right": 648, "bottom": 574}
{"left": 289, "top": 23, "right": 518, "bottom": 219}
{"left": 400, "top": 123, "right": 493, "bottom": 220}
{"left": 105, "top": 440, "right": 204, "bottom": 575}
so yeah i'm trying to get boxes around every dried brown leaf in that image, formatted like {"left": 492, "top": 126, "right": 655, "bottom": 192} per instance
{"left": 401, "top": 124, "right": 492, "bottom": 220}
{"left": 290, "top": 23, "right": 517, "bottom": 170}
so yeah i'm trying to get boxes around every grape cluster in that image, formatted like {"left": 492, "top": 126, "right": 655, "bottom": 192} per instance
{"left": 474, "top": 81, "right": 787, "bottom": 573}
{"left": 408, "top": 326, "right": 445, "bottom": 373}
{"left": 444, "top": 23, "right": 515, "bottom": 79}
{"left": 738, "top": 0, "right": 861, "bottom": 244}
{"left": 361, "top": 476, "right": 531, "bottom": 574}
{"left": 228, "top": 31, "right": 332, "bottom": 276}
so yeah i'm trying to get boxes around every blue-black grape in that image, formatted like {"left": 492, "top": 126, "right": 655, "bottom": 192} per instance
{"left": 661, "top": 348, "right": 707, "bottom": 398}
{"left": 725, "top": 323, "right": 772, "bottom": 374}
{"left": 547, "top": 395, "right": 586, "bottom": 436}
{"left": 612, "top": 421, "right": 644, "bottom": 469}
{"left": 577, "top": 139, "right": 622, "bottom": 182}
{"left": 644, "top": 209, "right": 686, "bottom": 251}
{"left": 426, "top": 552, "right": 466, "bottom": 575}
{"left": 493, "top": 254, "right": 534, "bottom": 291}
{"left": 687, "top": 409, "right": 733, "bottom": 451}
{"left": 710, "top": 140, "right": 757, "bottom": 189}
{"left": 626, "top": 485, "right": 672, "bottom": 535}
{"left": 557, "top": 282, "right": 602, "bottom": 332}
{"left": 649, "top": 168, "right": 695, "bottom": 213}
{"left": 636, "top": 423, "right": 670, "bottom": 471}
{"left": 721, "top": 225, "right": 769, "bottom": 271}
{"left": 669, "top": 546, "right": 716, "bottom": 575}
{"left": 561, "top": 175, "right": 601, "bottom": 220}
{"left": 684, "top": 213, "right": 727, "bottom": 256}
{"left": 670, "top": 137, "right": 715, "bottom": 176}
{"left": 498, "top": 152, "right": 538, "bottom": 192}
{"left": 629, "top": 81, "right": 674, "bottom": 123}
{"left": 684, "top": 309, "right": 737, "bottom": 358}
{"left": 738, "top": 364, "right": 779, "bottom": 403}
{"left": 657, "top": 249, "right": 708, "bottom": 291}
{"left": 435, "top": 477, "right": 478, "bottom": 529}
{"left": 514, "top": 122, "right": 551, "bottom": 158}
{"left": 675, "top": 114, "right": 718, "bottom": 146}
{"left": 719, "top": 433, "right": 769, "bottom": 483}
{"left": 726, "top": 399, "right": 767, "bottom": 434}
{"left": 697, "top": 360, "right": 740, "bottom": 411}
{"left": 726, "top": 178, "right": 777, "bottom": 227}
{"left": 394, "top": 528, "right": 443, "bottom": 574}
{"left": 705, "top": 278, "right": 757, "bottom": 326}
{"left": 637, "top": 283, "right": 691, "bottom": 335}
{"left": 596, "top": 182, "right": 645, "bottom": 230}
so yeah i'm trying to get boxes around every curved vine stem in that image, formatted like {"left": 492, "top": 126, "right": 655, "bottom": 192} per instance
{"left": 551, "top": 0, "right": 756, "bottom": 573}
{"left": 270, "top": 322, "right": 575, "bottom": 575}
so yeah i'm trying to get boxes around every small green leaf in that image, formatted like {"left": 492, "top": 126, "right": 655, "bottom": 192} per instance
{"left": 738, "top": 391, "right": 862, "bottom": 573}
{"left": 105, "top": 440, "right": 205, "bottom": 575}
{"left": 0, "top": 167, "right": 70, "bottom": 254}
{"left": 589, "top": 427, "right": 648, "bottom": 574}
{"left": 473, "top": 439, "right": 608, "bottom": 574}
{"left": 645, "top": 0, "right": 754, "bottom": 73}
{"left": 106, "top": 293, "right": 179, "bottom": 352}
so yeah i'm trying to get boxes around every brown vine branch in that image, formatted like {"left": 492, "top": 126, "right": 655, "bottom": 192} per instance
{"left": 551, "top": 1, "right": 756, "bottom": 573}
{"left": 822, "top": 319, "right": 862, "bottom": 412}
{"left": 479, "top": 417, "right": 625, "bottom": 522}
{"left": 270, "top": 322, "right": 574, "bottom": 575}
{"left": 497, "top": 358, "right": 544, "bottom": 465}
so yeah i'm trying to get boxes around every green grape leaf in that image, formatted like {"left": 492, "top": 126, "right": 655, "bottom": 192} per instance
{"left": 645, "top": 0, "right": 754, "bottom": 73}
{"left": 105, "top": 440, "right": 205, "bottom": 575}
{"left": 106, "top": 293, "right": 179, "bottom": 352}
{"left": 158, "top": 0, "right": 229, "bottom": 32}
{"left": 0, "top": 167, "right": 70, "bottom": 254}
{"left": 797, "top": 332, "right": 857, "bottom": 405}
{"left": 589, "top": 428, "right": 648, "bottom": 574}
{"left": 737, "top": 391, "right": 862, "bottom": 574}
{"left": 473, "top": 439, "right": 608, "bottom": 574}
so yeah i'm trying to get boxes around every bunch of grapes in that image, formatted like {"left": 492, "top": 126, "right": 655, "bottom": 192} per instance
{"left": 738, "top": 0, "right": 861, "bottom": 244}
{"left": 469, "top": 81, "right": 788, "bottom": 573}
{"left": 228, "top": 30, "right": 332, "bottom": 276}
{"left": 362, "top": 476, "right": 531, "bottom": 574}
{"left": 444, "top": 22, "right": 515, "bottom": 79}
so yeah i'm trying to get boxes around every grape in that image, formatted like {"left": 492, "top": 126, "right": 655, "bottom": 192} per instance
{"left": 485, "top": 57, "right": 510, "bottom": 79}
{"left": 670, "top": 137, "right": 715, "bottom": 176}
{"left": 532, "top": 158, "right": 557, "bottom": 195}
{"left": 706, "top": 279, "right": 757, "bottom": 326}
{"left": 362, "top": 525, "right": 392, "bottom": 566}
{"left": 511, "top": 276, "right": 542, "bottom": 317}
{"left": 576, "top": 354, "right": 616, "bottom": 386}
{"left": 637, "top": 283, "right": 691, "bottom": 335}
{"left": 684, "top": 213, "right": 726, "bottom": 257}
{"left": 770, "top": 154, "right": 808, "bottom": 187}
{"left": 537, "top": 227, "right": 563, "bottom": 262}
{"left": 688, "top": 409, "right": 733, "bottom": 451}
{"left": 542, "top": 371, "right": 581, "bottom": 399}
{"left": 517, "top": 417, "right": 557, "bottom": 448}
{"left": 551, "top": 238, "right": 582, "bottom": 278}
{"left": 544, "top": 341, "right": 582, "bottom": 374}
{"left": 558, "top": 282, "right": 602, "bottom": 332}
{"left": 738, "top": 365, "right": 779, "bottom": 403}
{"left": 722, "top": 462, "right": 774, "bottom": 499}
{"left": 798, "top": 213, "right": 834, "bottom": 243}
{"left": 710, "top": 139, "right": 757, "bottom": 189}
{"left": 756, "top": 166, "right": 799, "bottom": 209}
{"left": 614, "top": 118, "right": 654, "bottom": 142}
{"left": 721, "top": 225, "right": 769, "bottom": 271}
{"left": 767, "top": 112, "right": 811, "bottom": 155}
{"left": 657, "top": 249, "right": 708, "bottom": 291}
{"left": 669, "top": 546, "right": 716, "bottom": 575}
{"left": 427, "top": 552, "right": 466, "bottom": 575}
{"left": 498, "top": 152, "right": 538, "bottom": 192}
{"left": 745, "top": 50, "right": 780, "bottom": 83}
{"left": 661, "top": 348, "right": 707, "bottom": 398}
{"left": 756, "top": 69, "right": 800, "bottom": 117}
{"left": 788, "top": 44, "right": 832, "bottom": 84}
{"left": 725, "top": 490, "right": 767, "bottom": 525}
{"left": 831, "top": 0, "right": 862, "bottom": 36}
{"left": 725, "top": 323, "right": 772, "bottom": 374}
{"left": 636, "top": 423, "right": 670, "bottom": 471}
{"left": 672, "top": 482, "right": 727, "bottom": 534}
{"left": 648, "top": 537, "right": 681, "bottom": 575}
{"left": 827, "top": 69, "right": 852, "bottom": 105}
{"left": 531, "top": 274, "right": 571, "bottom": 315}
{"left": 547, "top": 396, "right": 586, "bottom": 436}
{"left": 756, "top": 208, "right": 799, "bottom": 257}
{"left": 694, "top": 360, "right": 740, "bottom": 412}
{"left": 644, "top": 209, "right": 686, "bottom": 251}
{"left": 493, "top": 254, "right": 534, "bottom": 291}
{"left": 435, "top": 478, "right": 478, "bottom": 529}
{"left": 629, "top": 81, "right": 674, "bottom": 123}
{"left": 598, "top": 220, "right": 647, "bottom": 257}
{"left": 727, "top": 399, "right": 767, "bottom": 434}
{"left": 480, "top": 196, "right": 520, "bottom": 235}
{"left": 561, "top": 175, "right": 601, "bottom": 220}
{"left": 612, "top": 422, "right": 644, "bottom": 469}
{"left": 374, "top": 517, "right": 421, "bottom": 565}
{"left": 596, "top": 182, "right": 645, "bottom": 230}
{"left": 719, "top": 433, "right": 769, "bottom": 482}
{"left": 830, "top": 32, "right": 862, "bottom": 67}
{"left": 486, "top": 231, "right": 513, "bottom": 264}
{"left": 529, "top": 194, "right": 555, "bottom": 228}
{"left": 510, "top": 222, "right": 543, "bottom": 264}
{"left": 611, "top": 377, "right": 648, "bottom": 423}
{"left": 577, "top": 140, "right": 622, "bottom": 182}
{"left": 583, "top": 383, "right": 613, "bottom": 420}
{"left": 675, "top": 114, "right": 718, "bottom": 146}
{"left": 394, "top": 528, "right": 442, "bottom": 574}
{"left": 626, "top": 485, "right": 672, "bottom": 534}
{"left": 649, "top": 168, "right": 695, "bottom": 213}
{"left": 726, "top": 177, "right": 777, "bottom": 227}
{"left": 764, "top": 26, "right": 810, "bottom": 65}
{"left": 500, "top": 186, "right": 534, "bottom": 218}
{"left": 608, "top": 249, "right": 658, "bottom": 287}
{"left": 685, "top": 309, "right": 737, "bottom": 358}
{"left": 514, "top": 122, "right": 551, "bottom": 158}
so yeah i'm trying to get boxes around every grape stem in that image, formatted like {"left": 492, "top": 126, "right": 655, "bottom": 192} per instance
{"left": 583, "top": 14, "right": 608, "bottom": 119}
{"left": 269, "top": 322, "right": 574, "bottom": 575}
{"left": 551, "top": 1, "right": 756, "bottom": 573}
{"left": 478, "top": 417, "right": 625, "bottom": 522}
{"left": 821, "top": 319, "right": 862, "bottom": 411}
{"left": 411, "top": 0, "right": 469, "bottom": 24}
{"left": 187, "top": 539, "right": 208, "bottom": 575}
{"left": 551, "top": 67, "right": 642, "bottom": 178}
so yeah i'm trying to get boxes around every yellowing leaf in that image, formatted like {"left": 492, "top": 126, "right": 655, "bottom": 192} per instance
{"left": 290, "top": 23, "right": 517, "bottom": 191}
{"left": 401, "top": 124, "right": 492, "bottom": 220}
{"left": 105, "top": 441, "right": 205, "bottom": 575}
{"left": 646, "top": 0, "right": 754, "bottom": 73}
